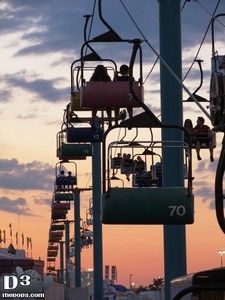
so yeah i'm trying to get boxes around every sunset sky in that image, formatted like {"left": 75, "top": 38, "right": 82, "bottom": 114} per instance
{"left": 0, "top": 0, "right": 225, "bottom": 287}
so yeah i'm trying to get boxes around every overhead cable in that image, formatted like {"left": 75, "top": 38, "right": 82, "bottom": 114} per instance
{"left": 183, "top": 0, "right": 221, "bottom": 81}
{"left": 195, "top": 0, "right": 225, "bottom": 28}
{"left": 119, "top": 0, "right": 211, "bottom": 119}
{"left": 144, "top": 0, "right": 190, "bottom": 84}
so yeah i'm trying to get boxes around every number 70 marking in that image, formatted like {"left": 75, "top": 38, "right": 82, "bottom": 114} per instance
{"left": 169, "top": 205, "right": 186, "bottom": 217}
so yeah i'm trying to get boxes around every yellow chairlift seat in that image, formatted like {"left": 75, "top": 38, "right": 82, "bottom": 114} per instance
{"left": 70, "top": 92, "right": 90, "bottom": 111}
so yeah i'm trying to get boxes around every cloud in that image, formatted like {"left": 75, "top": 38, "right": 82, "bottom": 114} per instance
{"left": 194, "top": 183, "right": 214, "bottom": 207}
{"left": 193, "top": 158, "right": 219, "bottom": 208}
{"left": 0, "top": 196, "right": 34, "bottom": 216}
{"left": 1, "top": 0, "right": 87, "bottom": 56}
{"left": 0, "top": 89, "right": 11, "bottom": 103}
{"left": 0, "top": 158, "right": 54, "bottom": 190}
{"left": 2, "top": 0, "right": 224, "bottom": 60}
{"left": 34, "top": 198, "right": 50, "bottom": 206}
{"left": 16, "top": 113, "right": 38, "bottom": 119}
{"left": 3, "top": 73, "right": 68, "bottom": 103}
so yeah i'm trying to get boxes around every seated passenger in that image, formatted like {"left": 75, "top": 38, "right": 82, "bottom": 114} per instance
{"left": 90, "top": 65, "right": 112, "bottom": 126}
{"left": 192, "top": 116, "right": 214, "bottom": 162}
{"left": 134, "top": 170, "right": 151, "bottom": 187}
{"left": 134, "top": 156, "right": 146, "bottom": 174}
{"left": 67, "top": 171, "right": 76, "bottom": 190}
{"left": 112, "top": 153, "right": 122, "bottom": 169}
{"left": 184, "top": 119, "right": 193, "bottom": 143}
{"left": 115, "top": 64, "right": 129, "bottom": 81}
{"left": 114, "top": 64, "right": 134, "bottom": 118}
{"left": 155, "top": 162, "right": 162, "bottom": 187}
{"left": 121, "top": 153, "right": 133, "bottom": 181}
{"left": 90, "top": 65, "right": 111, "bottom": 82}
{"left": 57, "top": 170, "right": 66, "bottom": 191}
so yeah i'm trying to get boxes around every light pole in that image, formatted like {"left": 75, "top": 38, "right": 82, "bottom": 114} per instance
{"left": 218, "top": 250, "right": 225, "bottom": 267}
{"left": 129, "top": 273, "right": 133, "bottom": 289}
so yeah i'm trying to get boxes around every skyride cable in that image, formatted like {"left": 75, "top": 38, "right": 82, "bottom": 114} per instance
{"left": 119, "top": 0, "right": 210, "bottom": 119}
{"left": 195, "top": 0, "right": 225, "bottom": 28}
{"left": 183, "top": 0, "right": 221, "bottom": 81}
{"left": 144, "top": 0, "right": 189, "bottom": 84}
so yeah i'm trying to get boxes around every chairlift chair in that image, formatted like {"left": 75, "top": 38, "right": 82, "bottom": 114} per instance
{"left": 56, "top": 128, "right": 92, "bottom": 161}
{"left": 47, "top": 250, "right": 58, "bottom": 257}
{"left": 48, "top": 245, "right": 59, "bottom": 251}
{"left": 79, "top": 40, "right": 144, "bottom": 118}
{"left": 55, "top": 160, "right": 77, "bottom": 193}
{"left": 47, "top": 257, "right": 56, "bottom": 262}
{"left": 102, "top": 127, "right": 194, "bottom": 225}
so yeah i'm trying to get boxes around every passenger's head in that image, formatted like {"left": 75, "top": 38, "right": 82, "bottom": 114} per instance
{"left": 197, "top": 116, "right": 205, "bottom": 125}
{"left": 120, "top": 64, "right": 129, "bottom": 76}
{"left": 60, "top": 170, "right": 64, "bottom": 175}
{"left": 68, "top": 171, "right": 72, "bottom": 176}
{"left": 184, "top": 119, "right": 193, "bottom": 129}
{"left": 95, "top": 64, "right": 106, "bottom": 73}
{"left": 92, "top": 64, "right": 110, "bottom": 81}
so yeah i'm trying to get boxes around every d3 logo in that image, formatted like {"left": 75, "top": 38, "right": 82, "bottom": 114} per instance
{"left": 3, "top": 275, "right": 31, "bottom": 290}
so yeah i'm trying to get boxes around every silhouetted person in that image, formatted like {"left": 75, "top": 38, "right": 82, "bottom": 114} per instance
{"left": 67, "top": 171, "right": 76, "bottom": 190}
{"left": 115, "top": 64, "right": 129, "bottom": 81}
{"left": 193, "top": 116, "right": 214, "bottom": 162}
{"left": 90, "top": 65, "right": 112, "bottom": 125}
{"left": 90, "top": 65, "right": 111, "bottom": 81}
{"left": 57, "top": 170, "right": 66, "bottom": 191}
{"left": 115, "top": 65, "right": 134, "bottom": 119}
{"left": 184, "top": 119, "right": 193, "bottom": 156}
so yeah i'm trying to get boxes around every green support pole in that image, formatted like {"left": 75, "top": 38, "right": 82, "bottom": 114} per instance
{"left": 74, "top": 190, "right": 81, "bottom": 287}
{"left": 159, "top": 1, "right": 186, "bottom": 299}
{"left": 92, "top": 139, "right": 103, "bottom": 300}
{"left": 65, "top": 220, "right": 71, "bottom": 288}
{"left": 59, "top": 241, "right": 64, "bottom": 284}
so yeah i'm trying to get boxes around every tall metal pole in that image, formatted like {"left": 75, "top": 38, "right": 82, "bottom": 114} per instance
{"left": 92, "top": 131, "right": 103, "bottom": 299}
{"left": 159, "top": 1, "right": 186, "bottom": 299}
{"left": 74, "top": 189, "right": 81, "bottom": 287}
{"left": 59, "top": 241, "right": 64, "bottom": 284}
{"left": 65, "top": 220, "right": 71, "bottom": 288}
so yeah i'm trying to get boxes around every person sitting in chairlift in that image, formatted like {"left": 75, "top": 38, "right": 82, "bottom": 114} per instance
{"left": 67, "top": 171, "right": 76, "bottom": 190}
{"left": 184, "top": 119, "right": 194, "bottom": 157}
{"left": 192, "top": 116, "right": 214, "bottom": 162}
{"left": 134, "top": 156, "right": 146, "bottom": 173}
{"left": 112, "top": 153, "right": 122, "bottom": 176}
{"left": 114, "top": 64, "right": 134, "bottom": 119}
{"left": 90, "top": 65, "right": 113, "bottom": 126}
{"left": 115, "top": 64, "right": 130, "bottom": 81}
{"left": 184, "top": 119, "right": 193, "bottom": 142}
{"left": 90, "top": 65, "right": 111, "bottom": 81}
{"left": 57, "top": 170, "right": 66, "bottom": 191}
{"left": 121, "top": 153, "right": 133, "bottom": 181}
